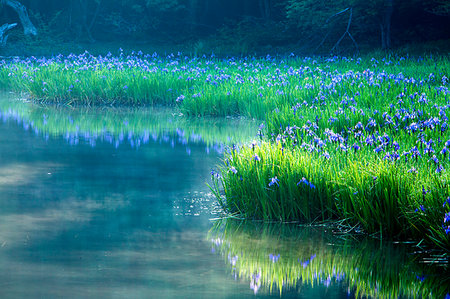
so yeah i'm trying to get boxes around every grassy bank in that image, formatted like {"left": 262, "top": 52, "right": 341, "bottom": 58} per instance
{"left": 1, "top": 51, "right": 449, "bottom": 249}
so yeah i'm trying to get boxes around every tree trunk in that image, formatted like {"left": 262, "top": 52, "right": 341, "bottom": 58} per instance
{"left": 380, "top": 23, "right": 386, "bottom": 49}
{"left": 187, "top": 0, "right": 198, "bottom": 33}
{"left": 70, "top": 0, "right": 95, "bottom": 42}
{"left": 380, "top": 0, "right": 393, "bottom": 48}
{"left": 258, "top": 0, "right": 271, "bottom": 20}
{"left": 1, "top": 0, "right": 37, "bottom": 36}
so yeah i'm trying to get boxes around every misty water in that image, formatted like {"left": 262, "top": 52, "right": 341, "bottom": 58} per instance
{"left": 0, "top": 95, "right": 446, "bottom": 298}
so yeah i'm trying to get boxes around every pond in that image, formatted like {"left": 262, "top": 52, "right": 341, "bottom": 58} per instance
{"left": 0, "top": 95, "right": 448, "bottom": 298}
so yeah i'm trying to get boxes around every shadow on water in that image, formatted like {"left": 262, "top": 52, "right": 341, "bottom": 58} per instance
{"left": 0, "top": 94, "right": 448, "bottom": 298}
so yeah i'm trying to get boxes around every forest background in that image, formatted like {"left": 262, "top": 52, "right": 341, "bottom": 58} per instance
{"left": 0, "top": 0, "right": 449, "bottom": 57}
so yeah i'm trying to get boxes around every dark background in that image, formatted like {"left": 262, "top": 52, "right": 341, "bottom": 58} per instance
{"left": 1, "top": 0, "right": 449, "bottom": 56}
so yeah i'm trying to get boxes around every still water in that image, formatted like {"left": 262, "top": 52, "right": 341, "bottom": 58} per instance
{"left": 0, "top": 96, "right": 448, "bottom": 298}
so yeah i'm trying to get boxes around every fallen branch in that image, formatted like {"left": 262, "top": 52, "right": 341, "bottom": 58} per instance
{"left": 330, "top": 7, "right": 359, "bottom": 52}
{"left": 0, "top": 23, "right": 17, "bottom": 45}
{"left": 1, "top": 0, "right": 37, "bottom": 36}
{"left": 315, "top": 7, "right": 359, "bottom": 54}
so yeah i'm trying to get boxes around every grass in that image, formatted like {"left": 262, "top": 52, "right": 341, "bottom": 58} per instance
{"left": 208, "top": 219, "right": 449, "bottom": 298}
{"left": 1, "top": 51, "right": 449, "bottom": 250}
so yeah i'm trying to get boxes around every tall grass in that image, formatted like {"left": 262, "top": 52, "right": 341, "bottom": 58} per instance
{"left": 1, "top": 52, "right": 448, "bottom": 118}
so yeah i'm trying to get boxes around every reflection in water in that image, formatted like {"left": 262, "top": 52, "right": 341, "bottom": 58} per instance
{"left": 0, "top": 95, "right": 449, "bottom": 298}
{"left": 0, "top": 96, "right": 262, "bottom": 298}
{"left": 0, "top": 95, "right": 258, "bottom": 154}
{"left": 209, "top": 219, "right": 450, "bottom": 298}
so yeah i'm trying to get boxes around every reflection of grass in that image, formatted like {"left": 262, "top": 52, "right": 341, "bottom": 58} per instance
{"left": 209, "top": 219, "right": 449, "bottom": 298}
{"left": 0, "top": 97, "right": 257, "bottom": 148}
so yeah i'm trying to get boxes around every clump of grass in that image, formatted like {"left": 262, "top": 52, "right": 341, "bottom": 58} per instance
{"left": 213, "top": 141, "right": 449, "bottom": 243}
{"left": 207, "top": 54, "right": 449, "bottom": 249}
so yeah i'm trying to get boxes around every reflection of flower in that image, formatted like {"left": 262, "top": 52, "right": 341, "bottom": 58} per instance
{"left": 228, "top": 254, "right": 238, "bottom": 266}
{"left": 299, "top": 254, "right": 316, "bottom": 268}
{"left": 269, "top": 253, "right": 280, "bottom": 263}
{"left": 250, "top": 269, "right": 262, "bottom": 294}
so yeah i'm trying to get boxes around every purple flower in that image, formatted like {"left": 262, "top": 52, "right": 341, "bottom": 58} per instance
{"left": 268, "top": 176, "right": 279, "bottom": 187}
{"left": 210, "top": 170, "right": 221, "bottom": 179}
{"left": 416, "top": 275, "right": 426, "bottom": 282}
{"left": 444, "top": 212, "right": 450, "bottom": 223}
{"left": 374, "top": 146, "right": 384, "bottom": 154}
{"left": 444, "top": 225, "right": 450, "bottom": 235}
{"left": 428, "top": 151, "right": 439, "bottom": 163}
{"left": 229, "top": 166, "right": 238, "bottom": 174}
{"left": 393, "top": 141, "right": 400, "bottom": 151}
{"left": 176, "top": 94, "right": 185, "bottom": 102}
{"left": 436, "top": 165, "right": 445, "bottom": 173}
{"left": 416, "top": 205, "right": 425, "bottom": 212}
{"left": 443, "top": 197, "right": 450, "bottom": 208}
{"left": 301, "top": 260, "right": 309, "bottom": 268}
{"left": 297, "top": 177, "right": 316, "bottom": 189}
{"left": 228, "top": 254, "right": 238, "bottom": 266}
{"left": 252, "top": 154, "right": 261, "bottom": 161}
{"left": 366, "top": 118, "right": 377, "bottom": 129}
{"left": 407, "top": 167, "right": 418, "bottom": 174}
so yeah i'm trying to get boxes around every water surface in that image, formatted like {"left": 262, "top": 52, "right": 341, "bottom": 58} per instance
{"left": 0, "top": 96, "right": 447, "bottom": 298}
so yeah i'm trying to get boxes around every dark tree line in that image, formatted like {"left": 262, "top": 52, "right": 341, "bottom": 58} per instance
{"left": 1, "top": 0, "right": 449, "bottom": 53}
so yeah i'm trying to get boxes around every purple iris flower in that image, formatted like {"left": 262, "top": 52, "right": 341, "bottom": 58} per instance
{"left": 268, "top": 176, "right": 279, "bottom": 187}
{"left": 443, "top": 197, "right": 450, "bottom": 208}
